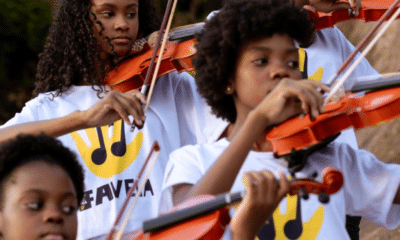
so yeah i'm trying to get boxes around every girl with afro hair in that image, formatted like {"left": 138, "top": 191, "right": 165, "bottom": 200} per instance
{"left": 162, "top": 0, "right": 400, "bottom": 239}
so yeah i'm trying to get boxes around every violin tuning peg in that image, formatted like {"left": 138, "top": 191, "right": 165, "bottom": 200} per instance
{"left": 299, "top": 187, "right": 309, "bottom": 200}
{"left": 318, "top": 191, "right": 330, "bottom": 204}
{"left": 308, "top": 171, "right": 318, "bottom": 179}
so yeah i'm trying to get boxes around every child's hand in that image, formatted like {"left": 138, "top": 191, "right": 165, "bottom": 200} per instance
{"left": 253, "top": 79, "right": 329, "bottom": 127}
{"left": 306, "top": 0, "right": 361, "bottom": 16}
{"left": 230, "top": 170, "right": 289, "bottom": 240}
{"left": 148, "top": 31, "right": 159, "bottom": 49}
{"left": 81, "top": 89, "right": 147, "bottom": 128}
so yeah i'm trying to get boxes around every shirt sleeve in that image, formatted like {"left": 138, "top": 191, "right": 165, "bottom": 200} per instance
{"left": 338, "top": 143, "right": 400, "bottom": 229}
{"left": 159, "top": 145, "right": 206, "bottom": 213}
{"left": 170, "top": 71, "right": 228, "bottom": 145}
{"left": 0, "top": 97, "right": 41, "bottom": 128}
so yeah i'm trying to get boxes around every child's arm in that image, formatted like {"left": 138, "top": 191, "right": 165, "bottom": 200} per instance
{"left": 295, "top": 0, "right": 362, "bottom": 15}
{"left": 230, "top": 170, "right": 289, "bottom": 240}
{"left": 182, "top": 79, "right": 328, "bottom": 199}
{"left": 0, "top": 89, "right": 146, "bottom": 143}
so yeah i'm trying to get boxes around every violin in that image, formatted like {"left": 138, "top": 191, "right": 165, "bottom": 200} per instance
{"left": 110, "top": 167, "right": 343, "bottom": 240}
{"left": 306, "top": 0, "right": 400, "bottom": 30}
{"left": 104, "top": 23, "right": 203, "bottom": 93}
{"left": 266, "top": 73, "right": 400, "bottom": 157}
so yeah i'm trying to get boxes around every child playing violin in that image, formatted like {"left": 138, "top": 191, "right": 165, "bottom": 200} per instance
{"left": 0, "top": 134, "right": 85, "bottom": 240}
{"left": 0, "top": 0, "right": 226, "bottom": 239}
{"left": 206, "top": 0, "right": 380, "bottom": 238}
{"left": 161, "top": 0, "right": 400, "bottom": 239}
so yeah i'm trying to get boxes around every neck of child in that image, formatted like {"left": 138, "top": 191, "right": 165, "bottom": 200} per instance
{"left": 226, "top": 115, "right": 273, "bottom": 153}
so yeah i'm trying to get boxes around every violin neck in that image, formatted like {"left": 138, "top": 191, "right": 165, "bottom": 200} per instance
{"left": 167, "top": 22, "right": 205, "bottom": 41}
{"left": 349, "top": 72, "right": 400, "bottom": 92}
{"left": 142, "top": 191, "right": 244, "bottom": 233}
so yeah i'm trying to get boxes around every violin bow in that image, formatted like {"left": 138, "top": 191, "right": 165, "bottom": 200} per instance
{"left": 114, "top": 142, "right": 161, "bottom": 240}
{"left": 324, "top": 0, "right": 400, "bottom": 105}
{"left": 130, "top": 0, "right": 179, "bottom": 132}
{"left": 105, "top": 141, "right": 160, "bottom": 240}
{"left": 105, "top": 1, "right": 179, "bottom": 239}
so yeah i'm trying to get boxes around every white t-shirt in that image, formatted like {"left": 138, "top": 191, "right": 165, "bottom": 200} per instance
{"left": 1, "top": 71, "right": 228, "bottom": 240}
{"left": 162, "top": 139, "right": 400, "bottom": 240}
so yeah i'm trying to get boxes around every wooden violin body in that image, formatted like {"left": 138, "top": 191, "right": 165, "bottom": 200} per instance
{"left": 105, "top": 38, "right": 196, "bottom": 93}
{"left": 306, "top": 0, "right": 400, "bottom": 30}
{"left": 266, "top": 74, "right": 400, "bottom": 156}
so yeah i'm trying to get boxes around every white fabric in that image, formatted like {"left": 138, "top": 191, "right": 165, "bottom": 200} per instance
{"left": 1, "top": 71, "right": 228, "bottom": 240}
{"left": 162, "top": 138, "right": 400, "bottom": 240}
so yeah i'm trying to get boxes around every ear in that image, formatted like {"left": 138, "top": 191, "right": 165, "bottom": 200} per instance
{"left": 225, "top": 81, "right": 235, "bottom": 95}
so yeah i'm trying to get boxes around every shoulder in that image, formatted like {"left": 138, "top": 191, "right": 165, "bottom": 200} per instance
{"left": 315, "top": 141, "right": 379, "bottom": 168}
{"left": 309, "top": 27, "right": 347, "bottom": 50}
{"left": 170, "top": 138, "right": 228, "bottom": 163}
{"left": 163, "top": 71, "right": 195, "bottom": 88}
{"left": 32, "top": 85, "right": 103, "bottom": 112}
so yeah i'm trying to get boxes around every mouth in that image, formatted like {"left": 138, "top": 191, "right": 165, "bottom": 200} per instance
{"left": 112, "top": 37, "right": 132, "bottom": 45}
{"left": 41, "top": 232, "right": 67, "bottom": 240}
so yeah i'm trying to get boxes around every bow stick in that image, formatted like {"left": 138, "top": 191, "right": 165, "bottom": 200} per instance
{"left": 323, "top": 0, "right": 400, "bottom": 105}
{"left": 113, "top": 142, "right": 161, "bottom": 240}
{"left": 130, "top": 0, "right": 179, "bottom": 132}
{"left": 105, "top": 141, "right": 160, "bottom": 240}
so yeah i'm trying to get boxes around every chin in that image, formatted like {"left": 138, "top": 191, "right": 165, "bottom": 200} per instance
{"left": 114, "top": 47, "right": 132, "bottom": 56}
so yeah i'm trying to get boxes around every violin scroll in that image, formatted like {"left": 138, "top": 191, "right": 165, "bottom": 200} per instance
{"left": 289, "top": 167, "right": 344, "bottom": 203}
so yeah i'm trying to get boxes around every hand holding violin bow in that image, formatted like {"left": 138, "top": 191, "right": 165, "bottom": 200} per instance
{"left": 299, "top": 0, "right": 362, "bottom": 15}
{"left": 123, "top": 167, "right": 343, "bottom": 240}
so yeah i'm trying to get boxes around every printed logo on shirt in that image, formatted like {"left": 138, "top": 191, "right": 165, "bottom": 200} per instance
{"left": 71, "top": 120, "right": 143, "bottom": 178}
{"left": 255, "top": 194, "right": 324, "bottom": 240}
{"left": 80, "top": 178, "right": 154, "bottom": 211}
{"left": 299, "top": 48, "right": 323, "bottom": 82}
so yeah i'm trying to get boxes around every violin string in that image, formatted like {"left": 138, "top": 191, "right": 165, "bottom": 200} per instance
{"left": 324, "top": 3, "right": 400, "bottom": 105}
{"left": 115, "top": 147, "right": 161, "bottom": 240}
{"left": 144, "top": 0, "right": 178, "bottom": 114}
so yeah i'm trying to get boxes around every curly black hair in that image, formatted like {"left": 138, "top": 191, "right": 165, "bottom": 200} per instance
{"left": 193, "top": 0, "right": 315, "bottom": 123}
{"left": 34, "top": 0, "right": 159, "bottom": 97}
{"left": 0, "top": 134, "right": 85, "bottom": 207}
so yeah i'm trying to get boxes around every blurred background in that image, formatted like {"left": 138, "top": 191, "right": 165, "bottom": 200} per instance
{"left": 0, "top": 0, "right": 399, "bottom": 238}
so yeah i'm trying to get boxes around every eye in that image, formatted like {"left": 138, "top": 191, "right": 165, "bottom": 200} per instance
{"left": 127, "top": 12, "right": 137, "bottom": 18}
{"left": 253, "top": 58, "right": 269, "bottom": 66}
{"left": 101, "top": 11, "right": 114, "bottom": 18}
{"left": 26, "top": 201, "right": 43, "bottom": 211}
{"left": 61, "top": 204, "right": 77, "bottom": 215}
{"left": 287, "top": 60, "right": 299, "bottom": 69}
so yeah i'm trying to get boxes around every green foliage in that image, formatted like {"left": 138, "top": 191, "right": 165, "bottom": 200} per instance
{"left": 0, "top": 0, "right": 52, "bottom": 123}
{"left": 153, "top": 0, "right": 223, "bottom": 27}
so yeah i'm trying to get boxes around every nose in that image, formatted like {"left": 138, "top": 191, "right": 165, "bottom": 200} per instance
{"left": 269, "top": 63, "right": 289, "bottom": 80}
{"left": 44, "top": 205, "right": 64, "bottom": 224}
{"left": 114, "top": 15, "right": 129, "bottom": 31}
